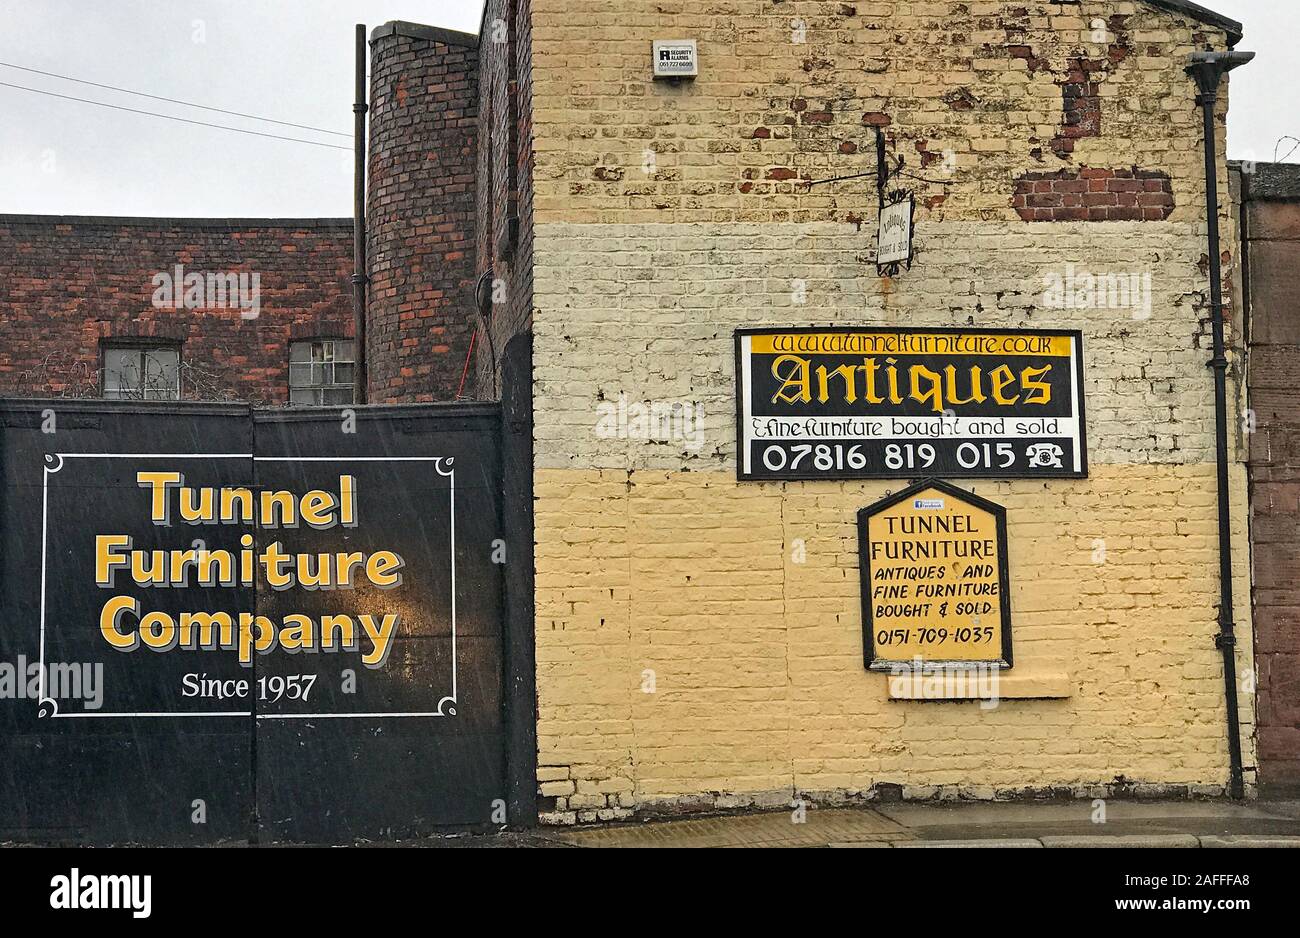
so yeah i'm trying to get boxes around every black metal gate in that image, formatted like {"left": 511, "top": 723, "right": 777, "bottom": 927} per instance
{"left": 0, "top": 362, "right": 536, "bottom": 844}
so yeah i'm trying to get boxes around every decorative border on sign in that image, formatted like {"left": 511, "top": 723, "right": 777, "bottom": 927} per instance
{"left": 37, "top": 453, "right": 458, "bottom": 720}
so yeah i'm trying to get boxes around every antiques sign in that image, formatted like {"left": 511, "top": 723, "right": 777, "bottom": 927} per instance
{"left": 734, "top": 327, "right": 1087, "bottom": 481}
{"left": 859, "top": 479, "right": 1012, "bottom": 670}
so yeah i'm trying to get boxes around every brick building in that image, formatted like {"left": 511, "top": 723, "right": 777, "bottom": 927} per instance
{"left": 0, "top": 218, "right": 354, "bottom": 403}
{"left": 472, "top": 0, "right": 1261, "bottom": 822}
{"left": 4, "top": 0, "right": 1292, "bottom": 822}
{"left": 1237, "top": 161, "right": 1300, "bottom": 796}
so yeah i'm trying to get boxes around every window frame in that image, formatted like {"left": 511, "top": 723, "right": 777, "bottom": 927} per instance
{"left": 288, "top": 337, "right": 357, "bottom": 406}
{"left": 100, "top": 341, "right": 182, "bottom": 402}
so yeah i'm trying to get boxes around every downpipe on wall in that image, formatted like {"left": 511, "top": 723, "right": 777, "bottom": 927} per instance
{"left": 352, "top": 23, "right": 370, "bottom": 404}
{"left": 1186, "top": 49, "right": 1254, "bottom": 801}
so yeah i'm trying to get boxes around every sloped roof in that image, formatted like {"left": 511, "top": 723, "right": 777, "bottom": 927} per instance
{"left": 1143, "top": 1, "right": 1243, "bottom": 45}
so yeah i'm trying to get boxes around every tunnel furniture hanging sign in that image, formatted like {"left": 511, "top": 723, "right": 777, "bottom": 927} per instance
{"left": 734, "top": 327, "right": 1087, "bottom": 481}
{"left": 858, "top": 479, "right": 1012, "bottom": 671}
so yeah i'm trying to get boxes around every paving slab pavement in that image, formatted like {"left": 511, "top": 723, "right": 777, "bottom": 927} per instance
{"left": 538, "top": 800, "right": 1300, "bottom": 848}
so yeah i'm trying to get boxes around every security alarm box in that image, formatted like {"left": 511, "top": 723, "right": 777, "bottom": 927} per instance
{"left": 652, "top": 39, "right": 698, "bottom": 78}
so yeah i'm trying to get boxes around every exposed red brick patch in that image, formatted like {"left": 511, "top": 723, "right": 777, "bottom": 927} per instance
{"left": 1007, "top": 44, "right": 1049, "bottom": 74}
{"left": 838, "top": 140, "right": 858, "bottom": 155}
{"left": 861, "top": 112, "right": 891, "bottom": 127}
{"left": 765, "top": 167, "right": 801, "bottom": 181}
{"left": 942, "top": 88, "right": 979, "bottom": 111}
{"left": 1011, "top": 167, "right": 1174, "bottom": 222}
{"left": 1050, "top": 16, "right": 1130, "bottom": 158}
{"left": 914, "top": 139, "right": 943, "bottom": 170}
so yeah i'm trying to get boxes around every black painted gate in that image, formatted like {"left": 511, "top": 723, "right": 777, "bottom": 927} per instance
{"left": 0, "top": 391, "right": 534, "bottom": 844}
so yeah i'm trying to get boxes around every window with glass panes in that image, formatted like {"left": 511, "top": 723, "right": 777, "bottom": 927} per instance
{"left": 289, "top": 339, "right": 356, "bottom": 405}
{"left": 102, "top": 345, "right": 180, "bottom": 400}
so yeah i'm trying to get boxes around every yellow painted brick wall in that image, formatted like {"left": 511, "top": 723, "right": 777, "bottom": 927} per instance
{"left": 526, "top": 1, "right": 1252, "bottom": 823}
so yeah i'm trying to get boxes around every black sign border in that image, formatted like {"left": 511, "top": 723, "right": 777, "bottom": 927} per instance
{"left": 733, "top": 325, "right": 1089, "bottom": 482}
{"left": 857, "top": 477, "right": 1014, "bottom": 672}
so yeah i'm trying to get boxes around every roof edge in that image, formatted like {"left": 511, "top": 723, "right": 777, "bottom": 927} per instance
{"left": 369, "top": 21, "right": 479, "bottom": 50}
{"left": 1231, "top": 161, "right": 1300, "bottom": 201}
{"left": 1143, "top": 0, "right": 1243, "bottom": 45}
{"left": 0, "top": 215, "right": 353, "bottom": 228}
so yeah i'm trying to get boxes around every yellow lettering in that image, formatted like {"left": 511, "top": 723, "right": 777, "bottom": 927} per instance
{"left": 179, "top": 486, "right": 214, "bottom": 523}
{"left": 95, "top": 535, "right": 131, "bottom": 586}
{"left": 990, "top": 364, "right": 1020, "bottom": 405}
{"left": 1020, "top": 364, "right": 1053, "bottom": 406}
{"left": 366, "top": 551, "right": 405, "bottom": 588}
{"left": 99, "top": 595, "right": 139, "bottom": 650}
{"left": 136, "top": 472, "right": 182, "bottom": 522}
{"left": 359, "top": 614, "right": 400, "bottom": 667}
{"left": 815, "top": 364, "right": 858, "bottom": 404}
{"left": 771, "top": 355, "right": 811, "bottom": 404}
{"left": 300, "top": 491, "right": 336, "bottom": 527}
{"left": 908, "top": 364, "right": 944, "bottom": 414}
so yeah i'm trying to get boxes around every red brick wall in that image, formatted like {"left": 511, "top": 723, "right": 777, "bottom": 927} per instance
{"left": 0, "top": 217, "right": 352, "bottom": 403}
{"left": 367, "top": 22, "right": 479, "bottom": 403}
{"left": 1012, "top": 167, "right": 1175, "bottom": 222}
{"left": 1242, "top": 164, "right": 1300, "bottom": 794}
{"left": 474, "top": 0, "right": 534, "bottom": 399}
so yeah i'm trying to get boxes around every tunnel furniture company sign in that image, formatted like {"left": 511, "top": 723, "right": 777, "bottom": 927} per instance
{"left": 858, "top": 479, "right": 1012, "bottom": 670}
{"left": 0, "top": 404, "right": 505, "bottom": 842}
{"left": 734, "top": 327, "right": 1087, "bottom": 481}
{"left": 39, "top": 453, "right": 460, "bottom": 720}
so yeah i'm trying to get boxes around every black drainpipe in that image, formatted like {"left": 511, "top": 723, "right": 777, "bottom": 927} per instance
{"left": 352, "top": 23, "right": 369, "bottom": 404}
{"left": 1186, "top": 49, "right": 1254, "bottom": 800}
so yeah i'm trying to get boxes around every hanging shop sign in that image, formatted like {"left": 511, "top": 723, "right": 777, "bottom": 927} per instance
{"left": 858, "top": 478, "right": 1012, "bottom": 670}
{"left": 734, "top": 326, "right": 1087, "bottom": 481}
{"left": 876, "top": 192, "right": 914, "bottom": 273}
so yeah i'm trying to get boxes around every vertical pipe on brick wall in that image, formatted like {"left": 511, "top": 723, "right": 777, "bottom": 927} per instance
{"left": 1187, "top": 50, "right": 1254, "bottom": 800}
{"left": 352, "top": 23, "right": 369, "bottom": 404}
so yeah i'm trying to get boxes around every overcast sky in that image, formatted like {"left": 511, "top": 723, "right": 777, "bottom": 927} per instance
{"left": 0, "top": 0, "right": 1290, "bottom": 218}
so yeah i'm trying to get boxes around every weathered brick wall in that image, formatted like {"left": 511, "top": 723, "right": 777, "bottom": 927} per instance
{"left": 526, "top": 0, "right": 1253, "bottom": 822}
{"left": 475, "top": 0, "right": 535, "bottom": 399}
{"left": 0, "top": 216, "right": 352, "bottom": 403}
{"left": 367, "top": 22, "right": 479, "bottom": 403}
{"left": 1240, "top": 162, "right": 1300, "bottom": 795}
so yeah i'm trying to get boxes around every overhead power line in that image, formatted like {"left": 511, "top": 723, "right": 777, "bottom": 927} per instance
{"left": 0, "top": 81, "right": 351, "bottom": 151}
{"left": 0, "top": 61, "right": 351, "bottom": 138}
